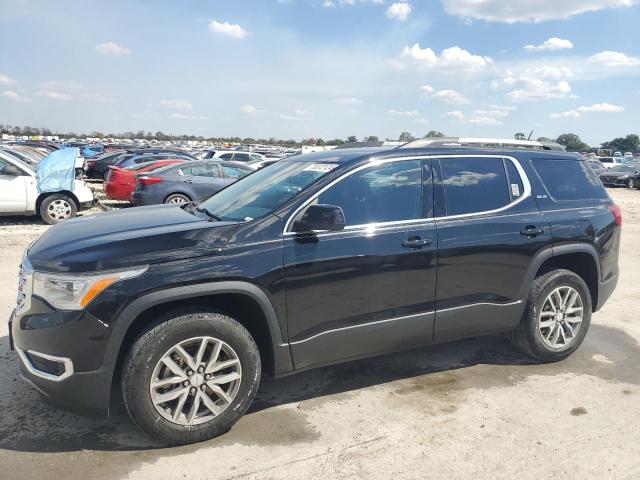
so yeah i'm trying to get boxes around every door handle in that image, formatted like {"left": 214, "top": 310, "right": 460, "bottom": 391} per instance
{"left": 183, "top": 179, "right": 194, "bottom": 184}
{"left": 520, "top": 226, "right": 545, "bottom": 237}
{"left": 402, "top": 237, "right": 433, "bottom": 249}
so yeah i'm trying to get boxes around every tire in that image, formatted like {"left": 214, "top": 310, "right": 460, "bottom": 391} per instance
{"left": 164, "top": 193, "right": 190, "bottom": 204}
{"left": 39, "top": 194, "right": 78, "bottom": 224}
{"left": 103, "top": 171, "right": 110, "bottom": 181}
{"left": 513, "top": 269, "right": 591, "bottom": 362}
{"left": 121, "top": 310, "right": 261, "bottom": 445}
{"left": 628, "top": 178, "right": 635, "bottom": 189}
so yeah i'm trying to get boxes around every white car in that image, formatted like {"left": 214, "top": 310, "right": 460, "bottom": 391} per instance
{"left": 599, "top": 156, "right": 628, "bottom": 169}
{"left": 0, "top": 151, "right": 94, "bottom": 224}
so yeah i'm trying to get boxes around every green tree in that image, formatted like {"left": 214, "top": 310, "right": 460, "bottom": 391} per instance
{"left": 365, "top": 135, "right": 379, "bottom": 142}
{"left": 555, "top": 133, "right": 590, "bottom": 152}
{"left": 602, "top": 134, "right": 640, "bottom": 153}
{"left": 399, "top": 131, "right": 415, "bottom": 142}
{"left": 347, "top": 135, "right": 358, "bottom": 143}
{"left": 514, "top": 132, "right": 526, "bottom": 140}
{"left": 425, "top": 130, "right": 445, "bottom": 138}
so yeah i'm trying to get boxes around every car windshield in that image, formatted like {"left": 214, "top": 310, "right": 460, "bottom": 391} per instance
{"left": 608, "top": 165, "right": 635, "bottom": 173}
{"left": 197, "top": 161, "right": 339, "bottom": 221}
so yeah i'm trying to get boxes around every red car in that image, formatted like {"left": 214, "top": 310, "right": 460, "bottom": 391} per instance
{"left": 104, "top": 159, "right": 185, "bottom": 201}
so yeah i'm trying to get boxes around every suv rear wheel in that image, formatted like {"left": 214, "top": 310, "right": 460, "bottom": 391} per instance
{"left": 121, "top": 310, "right": 261, "bottom": 445}
{"left": 40, "top": 194, "right": 78, "bottom": 224}
{"left": 513, "top": 269, "right": 591, "bottom": 362}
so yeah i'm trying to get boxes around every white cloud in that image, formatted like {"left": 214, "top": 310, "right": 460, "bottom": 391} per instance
{"left": 322, "top": 0, "right": 335, "bottom": 6}
{"left": 550, "top": 102, "right": 624, "bottom": 118}
{"left": 444, "top": 110, "right": 465, "bottom": 121}
{"left": 588, "top": 51, "right": 640, "bottom": 68}
{"left": 420, "top": 85, "right": 468, "bottom": 104}
{"left": 335, "top": 97, "right": 363, "bottom": 105}
{"left": 443, "top": 105, "right": 515, "bottom": 125}
{"left": 434, "top": 89, "right": 468, "bottom": 104}
{"left": 2, "top": 90, "right": 31, "bottom": 102}
{"left": 208, "top": 20, "right": 249, "bottom": 39}
{"left": 0, "top": 74, "right": 12, "bottom": 86}
{"left": 386, "top": 2, "right": 413, "bottom": 21}
{"left": 241, "top": 105, "right": 257, "bottom": 113}
{"left": 413, "top": 118, "right": 429, "bottom": 124}
{"left": 441, "top": 0, "right": 640, "bottom": 23}
{"left": 170, "top": 113, "right": 208, "bottom": 120}
{"left": 524, "top": 37, "right": 574, "bottom": 52}
{"left": 387, "top": 109, "right": 420, "bottom": 117}
{"left": 95, "top": 42, "right": 131, "bottom": 56}
{"left": 159, "top": 99, "right": 192, "bottom": 110}
{"left": 491, "top": 67, "right": 573, "bottom": 101}
{"left": 396, "top": 43, "right": 493, "bottom": 71}
{"left": 35, "top": 89, "right": 73, "bottom": 100}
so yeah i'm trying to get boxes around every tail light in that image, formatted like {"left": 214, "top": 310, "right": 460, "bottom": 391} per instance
{"left": 137, "top": 176, "right": 163, "bottom": 186}
{"left": 609, "top": 204, "right": 622, "bottom": 226}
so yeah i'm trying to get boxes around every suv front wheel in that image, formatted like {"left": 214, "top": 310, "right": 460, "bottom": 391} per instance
{"left": 513, "top": 269, "right": 592, "bottom": 362}
{"left": 122, "top": 309, "right": 261, "bottom": 445}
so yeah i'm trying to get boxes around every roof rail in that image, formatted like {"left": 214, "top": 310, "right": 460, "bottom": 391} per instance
{"left": 398, "top": 137, "right": 566, "bottom": 151}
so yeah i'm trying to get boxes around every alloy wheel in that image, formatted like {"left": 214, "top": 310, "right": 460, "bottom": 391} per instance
{"left": 149, "top": 336, "right": 242, "bottom": 426}
{"left": 538, "top": 286, "right": 584, "bottom": 349}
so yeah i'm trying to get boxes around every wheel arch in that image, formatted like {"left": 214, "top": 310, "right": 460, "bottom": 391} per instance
{"left": 519, "top": 244, "right": 600, "bottom": 311}
{"left": 164, "top": 191, "right": 192, "bottom": 203}
{"left": 104, "top": 281, "right": 293, "bottom": 408}
{"left": 36, "top": 190, "right": 80, "bottom": 213}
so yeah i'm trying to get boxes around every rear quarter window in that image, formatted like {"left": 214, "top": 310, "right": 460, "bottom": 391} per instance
{"left": 532, "top": 158, "right": 608, "bottom": 201}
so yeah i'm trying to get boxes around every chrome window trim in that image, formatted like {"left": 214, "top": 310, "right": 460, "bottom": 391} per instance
{"left": 283, "top": 154, "right": 531, "bottom": 236}
{"left": 15, "top": 347, "right": 74, "bottom": 382}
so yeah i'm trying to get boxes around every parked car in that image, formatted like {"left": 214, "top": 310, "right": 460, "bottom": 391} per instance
{"left": 104, "top": 159, "right": 187, "bottom": 201}
{"left": 10, "top": 138, "right": 620, "bottom": 445}
{"left": 599, "top": 156, "right": 628, "bottom": 169}
{"left": 599, "top": 164, "right": 640, "bottom": 188}
{"left": 203, "top": 150, "right": 266, "bottom": 163}
{"left": 113, "top": 151, "right": 196, "bottom": 169}
{"left": 85, "top": 150, "right": 126, "bottom": 179}
{"left": 0, "top": 150, "right": 93, "bottom": 224}
{"left": 131, "top": 160, "right": 253, "bottom": 205}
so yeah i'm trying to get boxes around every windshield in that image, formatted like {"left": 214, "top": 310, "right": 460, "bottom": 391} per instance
{"left": 198, "top": 161, "right": 339, "bottom": 221}
{"left": 608, "top": 165, "right": 635, "bottom": 173}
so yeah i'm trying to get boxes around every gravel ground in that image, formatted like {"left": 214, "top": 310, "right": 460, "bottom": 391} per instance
{"left": 0, "top": 187, "right": 639, "bottom": 480}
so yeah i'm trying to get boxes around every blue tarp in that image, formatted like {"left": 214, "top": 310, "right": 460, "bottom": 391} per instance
{"left": 36, "top": 147, "right": 78, "bottom": 193}
{"left": 82, "top": 145, "right": 103, "bottom": 157}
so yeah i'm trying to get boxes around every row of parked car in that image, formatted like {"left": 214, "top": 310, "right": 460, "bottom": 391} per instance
{"left": 586, "top": 156, "right": 640, "bottom": 189}
{"left": 89, "top": 147, "right": 281, "bottom": 206}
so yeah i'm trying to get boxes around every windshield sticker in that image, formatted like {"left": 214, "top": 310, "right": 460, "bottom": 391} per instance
{"left": 304, "top": 163, "right": 338, "bottom": 173}
{"left": 511, "top": 184, "right": 521, "bottom": 197}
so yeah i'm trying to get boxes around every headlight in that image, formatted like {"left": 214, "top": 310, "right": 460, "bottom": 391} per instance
{"left": 32, "top": 266, "right": 147, "bottom": 310}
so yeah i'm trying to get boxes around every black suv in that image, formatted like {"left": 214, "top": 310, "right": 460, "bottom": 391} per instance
{"left": 10, "top": 139, "right": 620, "bottom": 445}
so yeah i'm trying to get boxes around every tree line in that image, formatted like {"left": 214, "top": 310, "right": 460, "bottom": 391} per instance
{"left": 1, "top": 123, "right": 637, "bottom": 152}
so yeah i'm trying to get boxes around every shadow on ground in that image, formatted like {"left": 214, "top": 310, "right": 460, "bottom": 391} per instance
{"left": 1, "top": 322, "right": 638, "bottom": 457}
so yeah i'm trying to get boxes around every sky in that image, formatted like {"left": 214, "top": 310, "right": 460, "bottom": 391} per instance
{"left": 1, "top": 0, "right": 639, "bottom": 145}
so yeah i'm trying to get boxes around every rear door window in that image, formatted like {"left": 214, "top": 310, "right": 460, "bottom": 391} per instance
{"left": 532, "top": 159, "right": 608, "bottom": 201}
{"left": 440, "top": 157, "right": 510, "bottom": 216}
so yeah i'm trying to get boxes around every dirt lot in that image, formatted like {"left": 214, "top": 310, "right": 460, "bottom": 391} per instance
{"left": 0, "top": 188, "right": 639, "bottom": 480}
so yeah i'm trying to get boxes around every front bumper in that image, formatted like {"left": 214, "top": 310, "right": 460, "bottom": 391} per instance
{"left": 9, "top": 305, "right": 113, "bottom": 415}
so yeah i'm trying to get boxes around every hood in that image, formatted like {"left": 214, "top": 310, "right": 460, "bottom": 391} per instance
{"left": 28, "top": 204, "right": 238, "bottom": 273}
{"left": 600, "top": 172, "right": 629, "bottom": 179}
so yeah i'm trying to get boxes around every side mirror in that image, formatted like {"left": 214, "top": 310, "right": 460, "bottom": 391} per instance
{"left": 293, "top": 204, "right": 346, "bottom": 233}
